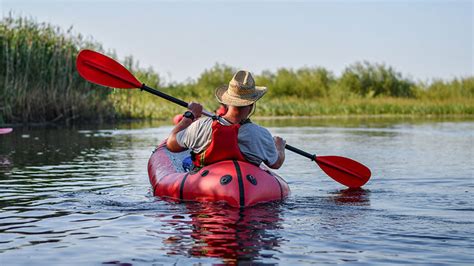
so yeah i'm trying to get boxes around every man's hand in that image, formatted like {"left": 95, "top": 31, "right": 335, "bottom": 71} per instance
{"left": 188, "top": 102, "right": 203, "bottom": 119}
{"left": 273, "top": 136, "right": 286, "bottom": 153}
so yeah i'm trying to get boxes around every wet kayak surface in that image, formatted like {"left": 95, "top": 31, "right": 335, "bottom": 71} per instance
{"left": 1, "top": 118, "right": 473, "bottom": 265}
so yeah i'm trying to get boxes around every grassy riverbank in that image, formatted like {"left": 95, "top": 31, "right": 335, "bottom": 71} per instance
{"left": 1, "top": 16, "right": 473, "bottom": 124}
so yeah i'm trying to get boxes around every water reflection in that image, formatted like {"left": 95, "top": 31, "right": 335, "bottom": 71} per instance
{"left": 0, "top": 126, "right": 114, "bottom": 168}
{"left": 0, "top": 155, "right": 12, "bottom": 169}
{"left": 329, "top": 188, "right": 371, "bottom": 206}
{"left": 253, "top": 116, "right": 473, "bottom": 128}
{"left": 161, "top": 202, "right": 284, "bottom": 264}
{"left": 0, "top": 126, "right": 132, "bottom": 212}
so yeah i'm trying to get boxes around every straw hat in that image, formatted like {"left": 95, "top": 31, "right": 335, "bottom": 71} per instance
{"left": 215, "top": 70, "right": 267, "bottom": 107}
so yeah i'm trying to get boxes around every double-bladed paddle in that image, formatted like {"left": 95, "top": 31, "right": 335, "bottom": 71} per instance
{"left": 76, "top": 49, "right": 371, "bottom": 188}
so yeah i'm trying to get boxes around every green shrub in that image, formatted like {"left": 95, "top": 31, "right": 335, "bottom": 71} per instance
{"left": 339, "top": 61, "right": 415, "bottom": 98}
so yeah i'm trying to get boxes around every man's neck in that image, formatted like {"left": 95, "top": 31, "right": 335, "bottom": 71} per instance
{"left": 222, "top": 106, "right": 251, "bottom": 125}
{"left": 222, "top": 114, "right": 241, "bottom": 125}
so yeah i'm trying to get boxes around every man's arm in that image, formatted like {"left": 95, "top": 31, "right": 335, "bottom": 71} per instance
{"left": 268, "top": 136, "right": 286, "bottom": 169}
{"left": 166, "top": 102, "right": 203, "bottom": 152}
{"left": 166, "top": 118, "right": 194, "bottom": 152}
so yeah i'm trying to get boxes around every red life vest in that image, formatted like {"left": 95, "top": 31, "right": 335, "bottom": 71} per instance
{"left": 192, "top": 119, "right": 246, "bottom": 167}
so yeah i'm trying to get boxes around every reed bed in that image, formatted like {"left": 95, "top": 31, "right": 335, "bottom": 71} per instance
{"left": 1, "top": 15, "right": 113, "bottom": 124}
{"left": 1, "top": 15, "right": 473, "bottom": 124}
{"left": 256, "top": 97, "right": 474, "bottom": 117}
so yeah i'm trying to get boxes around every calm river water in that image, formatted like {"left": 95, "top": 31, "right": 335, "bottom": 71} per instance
{"left": 0, "top": 117, "right": 473, "bottom": 265}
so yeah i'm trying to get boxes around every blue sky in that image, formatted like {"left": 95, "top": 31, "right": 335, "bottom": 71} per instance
{"left": 2, "top": 0, "right": 473, "bottom": 83}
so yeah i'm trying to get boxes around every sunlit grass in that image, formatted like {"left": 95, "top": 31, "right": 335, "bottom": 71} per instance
{"left": 255, "top": 97, "right": 474, "bottom": 117}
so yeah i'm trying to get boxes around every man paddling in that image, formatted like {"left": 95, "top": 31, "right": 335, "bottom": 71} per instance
{"left": 167, "top": 70, "right": 286, "bottom": 169}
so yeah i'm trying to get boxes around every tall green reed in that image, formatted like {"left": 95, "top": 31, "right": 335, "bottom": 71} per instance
{"left": 0, "top": 15, "right": 113, "bottom": 124}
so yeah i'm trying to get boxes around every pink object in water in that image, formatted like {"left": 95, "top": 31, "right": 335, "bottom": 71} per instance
{"left": 0, "top": 128, "right": 13, "bottom": 135}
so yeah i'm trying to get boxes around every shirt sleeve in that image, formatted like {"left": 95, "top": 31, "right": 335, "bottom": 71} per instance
{"left": 176, "top": 117, "right": 213, "bottom": 153}
{"left": 237, "top": 123, "right": 278, "bottom": 166}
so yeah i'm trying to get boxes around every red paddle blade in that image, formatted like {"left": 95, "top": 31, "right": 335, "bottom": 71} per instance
{"left": 316, "top": 156, "right": 371, "bottom": 188}
{"left": 76, "top": 50, "right": 142, "bottom": 89}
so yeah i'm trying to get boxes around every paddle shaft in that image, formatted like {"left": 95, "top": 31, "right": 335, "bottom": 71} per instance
{"left": 141, "top": 85, "right": 216, "bottom": 119}
{"left": 285, "top": 144, "right": 316, "bottom": 161}
{"left": 286, "top": 144, "right": 366, "bottom": 180}
{"left": 141, "top": 85, "right": 187, "bottom": 108}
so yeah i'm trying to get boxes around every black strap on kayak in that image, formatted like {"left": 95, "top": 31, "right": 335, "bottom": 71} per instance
{"left": 179, "top": 173, "right": 191, "bottom": 201}
{"left": 232, "top": 160, "right": 245, "bottom": 208}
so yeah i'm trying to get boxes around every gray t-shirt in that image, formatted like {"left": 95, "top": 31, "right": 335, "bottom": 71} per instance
{"left": 176, "top": 117, "right": 278, "bottom": 166}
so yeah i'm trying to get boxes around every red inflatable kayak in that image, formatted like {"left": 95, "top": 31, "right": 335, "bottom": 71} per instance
{"left": 148, "top": 142, "right": 290, "bottom": 207}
